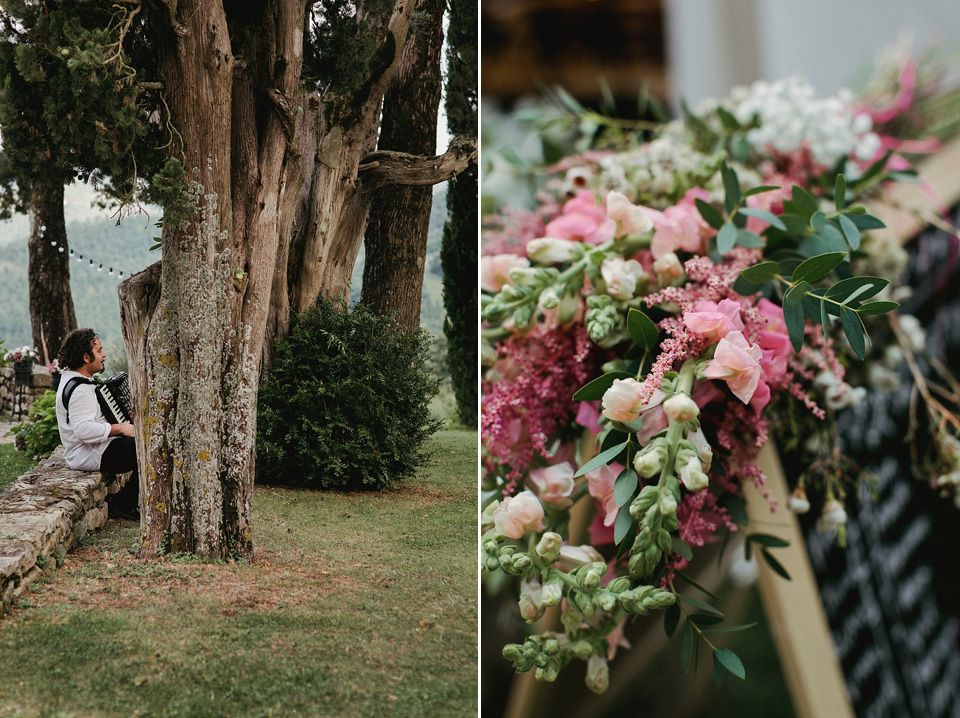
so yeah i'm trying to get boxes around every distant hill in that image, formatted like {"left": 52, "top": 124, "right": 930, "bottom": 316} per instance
{"left": 0, "top": 186, "right": 449, "bottom": 357}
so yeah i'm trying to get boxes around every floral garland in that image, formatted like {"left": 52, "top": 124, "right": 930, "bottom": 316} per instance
{"left": 481, "top": 65, "right": 960, "bottom": 694}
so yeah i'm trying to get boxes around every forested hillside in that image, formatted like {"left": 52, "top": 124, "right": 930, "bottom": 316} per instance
{"left": 0, "top": 187, "right": 448, "bottom": 357}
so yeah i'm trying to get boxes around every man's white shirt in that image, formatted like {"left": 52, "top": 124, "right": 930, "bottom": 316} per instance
{"left": 56, "top": 370, "right": 114, "bottom": 470}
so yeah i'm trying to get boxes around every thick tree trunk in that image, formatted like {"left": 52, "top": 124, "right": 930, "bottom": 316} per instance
{"left": 360, "top": 0, "right": 445, "bottom": 330}
{"left": 27, "top": 182, "right": 77, "bottom": 365}
{"left": 120, "top": 0, "right": 304, "bottom": 560}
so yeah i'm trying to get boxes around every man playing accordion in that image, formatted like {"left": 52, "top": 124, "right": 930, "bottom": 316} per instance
{"left": 54, "top": 328, "right": 138, "bottom": 516}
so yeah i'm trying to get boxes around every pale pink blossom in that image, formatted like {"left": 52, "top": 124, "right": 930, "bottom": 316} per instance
{"left": 652, "top": 252, "right": 684, "bottom": 282}
{"left": 575, "top": 401, "right": 602, "bottom": 435}
{"left": 600, "top": 257, "right": 646, "bottom": 300}
{"left": 544, "top": 190, "right": 616, "bottom": 245}
{"left": 601, "top": 378, "right": 647, "bottom": 423}
{"left": 586, "top": 463, "right": 622, "bottom": 527}
{"left": 526, "top": 237, "right": 578, "bottom": 263}
{"left": 480, "top": 253, "right": 530, "bottom": 292}
{"left": 528, "top": 461, "right": 576, "bottom": 508}
{"left": 493, "top": 491, "right": 545, "bottom": 538}
{"left": 606, "top": 191, "right": 654, "bottom": 236}
{"left": 703, "top": 331, "right": 765, "bottom": 404}
{"left": 635, "top": 389, "right": 669, "bottom": 444}
{"left": 648, "top": 188, "right": 717, "bottom": 259}
{"left": 555, "top": 544, "right": 605, "bottom": 571}
{"left": 663, "top": 394, "right": 699, "bottom": 422}
{"left": 682, "top": 299, "right": 745, "bottom": 342}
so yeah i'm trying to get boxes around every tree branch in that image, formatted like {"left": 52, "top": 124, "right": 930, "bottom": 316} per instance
{"left": 357, "top": 135, "right": 477, "bottom": 190}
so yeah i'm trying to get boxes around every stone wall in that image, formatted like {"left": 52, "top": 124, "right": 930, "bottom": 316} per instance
{"left": 0, "top": 366, "right": 53, "bottom": 419}
{"left": 0, "top": 445, "right": 133, "bottom": 616}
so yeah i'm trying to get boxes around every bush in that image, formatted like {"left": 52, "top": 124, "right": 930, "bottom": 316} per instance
{"left": 256, "top": 297, "right": 443, "bottom": 490}
{"left": 8, "top": 390, "right": 60, "bottom": 460}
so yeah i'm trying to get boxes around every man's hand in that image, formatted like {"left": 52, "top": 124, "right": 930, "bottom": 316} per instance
{"left": 110, "top": 423, "right": 136, "bottom": 438}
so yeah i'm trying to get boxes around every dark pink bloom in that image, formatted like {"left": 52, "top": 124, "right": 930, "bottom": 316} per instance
{"left": 544, "top": 191, "right": 616, "bottom": 245}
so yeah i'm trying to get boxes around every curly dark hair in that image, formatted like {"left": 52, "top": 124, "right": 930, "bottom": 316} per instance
{"left": 57, "top": 328, "right": 99, "bottom": 370}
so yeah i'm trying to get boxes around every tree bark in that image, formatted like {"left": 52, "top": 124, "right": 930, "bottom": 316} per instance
{"left": 27, "top": 181, "right": 77, "bottom": 365}
{"left": 360, "top": 0, "right": 445, "bottom": 330}
{"left": 120, "top": 0, "right": 304, "bottom": 560}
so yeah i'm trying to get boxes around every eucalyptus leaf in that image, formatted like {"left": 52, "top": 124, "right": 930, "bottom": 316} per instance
{"left": 740, "top": 261, "right": 780, "bottom": 284}
{"left": 841, "top": 307, "right": 866, "bottom": 359}
{"left": 736, "top": 229, "right": 764, "bottom": 248}
{"left": 714, "top": 648, "right": 746, "bottom": 680}
{"left": 838, "top": 213, "right": 861, "bottom": 250}
{"left": 627, "top": 308, "right": 660, "bottom": 352}
{"left": 681, "top": 621, "right": 695, "bottom": 673}
{"left": 791, "top": 252, "right": 846, "bottom": 283}
{"left": 717, "top": 223, "right": 738, "bottom": 254}
{"left": 574, "top": 371, "right": 634, "bottom": 402}
{"left": 575, "top": 441, "right": 629, "bottom": 478}
{"left": 737, "top": 207, "right": 786, "bottom": 231}
{"left": 721, "top": 163, "right": 741, "bottom": 213}
{"left": 695, "top": 198, "right": 725, "bottom": 230}
{"left": 845, "top": 212, "right": 885, "bottom": 230}
{"left": 761, "top": 549, "right": 792, "bottom": 581}
{"left": 834, "top": 174, "right": 846, "bottom": 211}
{"left": 614, "top": 468, "right": 639, "bottom": 507}
{"left": 785, "top": 281, "right": 809, "bottom": 307}
{"left": 614, "top": 506, "right": 636, "bottom": 545}
{"left": 742, "top": 184, "right": 781, "bottom": 198}
{"left": 746, "top": 533, "right": 790, "bottom": 548}
{"left": 824, "top": 276, "right": 888, "bottom": 303}
{"left": 856, "top": 300, "right": 900, "bottom": 316}
{"left": 791, "top": 185, "right": 819, "bottom": 220}
{"left": 732, "top": 275, "right": 766, "bottom": 297}
{"left": 703, "top": 622, "right": 759, "bottom": 634}
{"left": 664, "top": 603, "right": 681, "bottom": 638}
{"left": 671, "top": 536, "right": 694, "bottom": 560}
{"left": 782, "top": 298, "right": 805, "bottom": 352}
{"left": 676, "top": 593, "right": 724, "bottom": 618}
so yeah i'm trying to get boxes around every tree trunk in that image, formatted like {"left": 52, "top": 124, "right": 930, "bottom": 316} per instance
{"left": 441, "top": 0, "right": 479, "bottom": 427}
{"left": 119, "top": 0, "right": 304, "bottom": 560}
{"left": 360, "top": 0, "right": 445, "bottom": 330}
{"left": 27, "top": 181, "right": 77, "bottom": 365}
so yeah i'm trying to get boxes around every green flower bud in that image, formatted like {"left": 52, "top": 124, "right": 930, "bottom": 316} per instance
{"left": 596, "top": 591, "right": 617, "bottom": 612}
{"left": 659, "top": 492, "right": 678, "bottom": 517}
{"left": 543, "top": 638, "right": 560, "bottom": 656}
{"left": 580, "top": 566, "right": 603, "bottom": 590}
{"left": 483, "top": 556, "right": 500, "bottom": 572}
{"left": 541, "top": 572, "right": 564, "bottom": 607}
{"left": 503, "top": 644, "right": 524, "bottom": 662}
{"left": 535, "top": 532, "right": 563, "bottom": 564}
{"left": 631, "top": 527, "right": 653, "bottom": 552}
{"left": 500, "top": 284, "right": 526, "bottom": 302}
{"left": 662, "top": 512, "right": 679, "bottom": 532}
{"left": 513, "top": 305, "right": 534, "bottom": 330}
{"left": 585, "top": 655, "right": 610, "bottom": 694}
{"left": 571, "top": 640, "right": 594, "bottom": 660}
{"left": 573, "top": 591, "right": 596, "bottom": 616}
{"left": 634, "top": 443, "right": 668, "bottom": 478}
{"left": 536, "top": 658, "right": 561, "bottom": 683}
{"left": 556, "top": 291, "right": 580, "bottom": 325}
{"left": 561, "top": 603, "right": 583, "bottom": 635}
{"left": 650, "top": 589, "right": 676, "bottom": 609}
{"left": 607, "top": 576, "right": 631, "bottom": 593}
{"left": 538, "top": 286, "right": 561, "bottom": 310}
{"left": 656, "top": 528, "right": 673, "bottom": 553}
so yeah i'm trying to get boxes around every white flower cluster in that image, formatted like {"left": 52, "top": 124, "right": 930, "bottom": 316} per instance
{"left": 724, "top": 75, "right": 881, "bottom": 168}
{"left": 597, "top": 135, "right": 723, "bottom": 208}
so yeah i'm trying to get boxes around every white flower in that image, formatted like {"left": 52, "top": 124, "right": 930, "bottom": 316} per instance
{"left": 526, "top": 237, "right": 578, "bottom": 264}
{"left": 663, "top": 394, "right": 699, "bottom": 422}
{"left": 600, "top": 257, "right": 646, "bottom": 300}
{"left": 788, "top": 487, "right": 810, "bottom": 514}
{"left": 677, "top": 451, "right": 709, "bottom": 491}
{"left": 817, "top": 499, "right": 847, "bottom": 532}
{"left": 898, "top": 314, "right": 926, "bottom": 351}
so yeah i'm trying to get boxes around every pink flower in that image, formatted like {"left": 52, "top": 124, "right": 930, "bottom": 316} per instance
{"left": 575, "top": 401, "right": 602, "bottom": 435}
{"left": 606, "top": 191, "right": 654, "bottom": 237}
{"left": 755, "top": 298, "right": 792, "bottom": 382}
{"left": 586, "top": 463, "right": 622, "bottom": 527}
{"left": 601, "top": 378, "right": 647, "bottom": 423}
{"left": 682, "top": 299, "right": 745, "bottom": 342}
{"left": 528, "top": 462, "right": 576, "bottom": 508}
{"left": 544, "top": 191, "right": 616, "bottom": 245}
{"left": 648, "top": 188, "right": 717, "bottom": 259}
{"left": 493, "top": 491, "right": 545, "bottom": 538}
{"left": 480, "top": 254, "right": 530, "bottom": 292}
{"left": 703, "top": 331, "right": 765, "bottom": 405}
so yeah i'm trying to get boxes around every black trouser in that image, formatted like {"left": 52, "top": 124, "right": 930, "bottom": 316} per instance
{"left": 100, "top": 436, "right": 139, "bottom": 517}
{"left": 99, "top": 436, "right": 137, "bottom": 474}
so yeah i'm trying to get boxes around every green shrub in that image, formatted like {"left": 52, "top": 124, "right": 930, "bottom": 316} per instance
{"left": 256, "top": 297, "right": 443, "bottom": 490}
{"left": 8, "top": 390, "right": 61, "bottom": 460}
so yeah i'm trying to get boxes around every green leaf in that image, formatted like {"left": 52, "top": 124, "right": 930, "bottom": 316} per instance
{"left": 721, "top": 163, "right": 741, "bottom": 214}
{"left": 689, "top": 614, "right": 725, "bottom": 627}
{"left": 703, "top": 622, "right": 758, "bottom": 634}
{"left": 714, "top": 655, "right": 726, "bottom": 688}
{"left": 671, "top": 536, "right": 694, "bottom": 560}
{"left": 785, "top": 280, "right": 809, "bottom": 307}
{"left": 857, "top": 300, "right": 900, "bottom": 316}
{"left": 714, "top": 648, "right": 746, "bottom": 680}
{"left": 677, "top": 571, "right": 722, "bottom": 601}
{"left": 574, "top": 441, "right": 629, "bottom": 478}
{"left": 573, "top": 371, "right": 634, "bottom": 402}
{"left": 676, "top": 593, "right": 724, "bottom": 618}
{"left": 820, "top": 296, "right": 830, "bottom": 340}
{"left": 819, "top": 223, "right": 847, "bottom": 252}
{"left": 746, "top": 533, "right": 790, "bottom": 548}
{"left": 761, "top": 549, "right": 792, "bottom": 581}
{"left": 782, "top": 298, "right": 804, "bottom": 352}
{"left": 811, "top": 211, "right": 828, "bottom": 231}
{"left": 834, "top": 174, "right": 846, "bottom": 211}
{"left": 837, "top": 214, "right": 861, "bottom": 251}
{"left": 791, "top": 185, "right": 819, "bottom": 220}
{"left": 740, "top": 261, "right": 780, "bottom": 284}
{"left": 841, "top": 307, "right": 866, "bottom": 359}
{"left": 627, "top": 308, "right": 660, "bottom": 352}
{"left": 737, "top": 207, "right": 786, "bottom": 231}
{"left": 695, "top": 198, "right": 725, "bottom": 230}
{"left": 613, "top": 506, "right": 636, "bottom": 545}
{"left": 715, "top": 105, "right": 741, "bottom": 131}
{"left": 824, "top": 276, "right": 889, "bottom": 303}
{"left": 735, "top": 229, "right": 764, "bottom": 248}
{"left": 791, "top": 252, "right": 847, "bottom": 283}
{"left": 614, "top": 468, "right": 639, "bottom": 508}
{"left": 845, "top": 212, "right": 885, "bottom": 230}
{"left": 681, "top": 621, "right": 696, "bottom": 673}
{"left": 664, "top": 603, "right": 681, "bottom": 638}
{"left": 717, "top": 223, "right": 738, "bottom": 254}
{"left": 742, "top": 185, "right": 781, "bottom": 198}
{"left": 553, "top": 85, "right": 585, "bottom": 114}
{"left": 732, "top": 275, "right": 766, "bottom": 297}
{"left": 612, "top": 417, "right": 645, "bottom": 434}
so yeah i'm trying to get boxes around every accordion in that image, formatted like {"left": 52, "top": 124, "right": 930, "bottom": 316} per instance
{"left": 94, "top": 372, "right": 135, "bottom": 424}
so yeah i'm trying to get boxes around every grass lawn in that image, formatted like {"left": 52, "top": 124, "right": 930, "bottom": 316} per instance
{"left": 0, "top": 443, "right": 35, "bottom": 491}
{"left": 0, "top": 429, "right": 478, "bottom": 718}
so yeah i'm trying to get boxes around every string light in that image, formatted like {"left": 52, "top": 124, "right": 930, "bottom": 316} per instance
{"left": 48, "top": 240, "right": 138, "bottom": 281}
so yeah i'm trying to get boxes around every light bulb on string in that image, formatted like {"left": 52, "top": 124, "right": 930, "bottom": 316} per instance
{"left": 88, "top": 259, "right": 94, "bottom": 268}
{"left": 50, "top": 240, "right": 57, "bottom": 246}
{"left": 109, "top": 268, "right": 114, "bottom": 276}
{"left": 98, "top": 264, "right": 103, "bottom": 272}
{"left": 76, "top": 254, "right": 83, "bottom": 263}
{"left": 58, "top": 247, "right": 64, "bottom": 253}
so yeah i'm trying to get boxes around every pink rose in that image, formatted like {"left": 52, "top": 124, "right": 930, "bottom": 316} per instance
{"left": 544, "top": 191, "right": 616, "bottom": 246}
{"left": 586, "top": 463, "right": 622, "bottom": 528}
{"left": 480, "top": 253, "right": 530, "bottom": 292}
{"left": 493, "top": 490, "right": 545, "bottom": 539}
{"left": 703, "top": 331, "right": 765, "bottom": 404}
{"left": 683, "top": 299, "right": 745, "bottom": 342}
{"left": 528, "top": 462, "right": 576, "bottom": 508}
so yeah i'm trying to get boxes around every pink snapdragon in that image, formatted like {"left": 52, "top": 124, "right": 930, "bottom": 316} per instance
{"left": 682, "top": 299, "right": 745, "bottom": 343}
{"left": 529, "top": 461, "right": 577, "bottom": 508}
{"left": 601, "top": 379, "right": 658, "bottom": 423}
{"left": 601, "top": 257, "right": 646, "bottom": 300}
{"left": 480, "top": 253, "right": 530, "bottom": 292}
{"left": 754, "top": 298, "right": 792, "bottom": 383}
{"left": 493, "top": 490, "right": 545, "bottom": 538}
{"left": 544, "top": 191, "right": 616, "bottom": 245}
{"left": 586, "top": 463, "right": 622, "bottom": 527}
{"left": 606, "top": 190, "right": 654, "bottom": 237}
{"left": 703, "top": 331, "right": 766, "bottom": 406}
